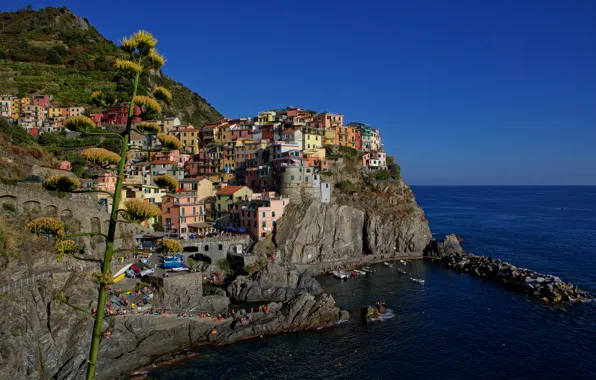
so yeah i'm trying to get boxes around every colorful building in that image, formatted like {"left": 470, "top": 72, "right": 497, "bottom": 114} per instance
{"left": 234, "top": 195, "right": 290, "bottom": 239}
{"left": 362, "top": 151, "right": 387, "bottom": 171}
{"left": 162, "top": 192, "right": 208, "bottom": 238}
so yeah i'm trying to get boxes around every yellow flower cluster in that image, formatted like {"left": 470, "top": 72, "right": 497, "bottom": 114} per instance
{"left": 121, "top": 199, "right": 161, "bottom": 223}
{"left": 64, "top": 115, "right": 95, "bottom": 132}
{"left": 43, "top": 175, "right": 80, "bottom": 192}
{"left": 134, "top": 95, "right": 162, "bottom": 115}
{"left": 115, "top": 58, "right": 144, "bottom": 77}
{"left": 154, "top": 175, "right": 178, "bottom": 192}
{"left": 161, "top": 239, "right": 183, "bottom": 254}
{"left": 153, "top": 86, "right": 172, "bottom": 102}
{"left": 148, "top": 48, "right": 166, "bottom": 68}
{"left": 136, "top": 122, "right": 161, "bottom": 135}
{"left": 92, "top": 271, "right": 115, "bottom": 286}
{"left": 157, "top": 133, "right": 183, "bottom": 151}
{"left": 81, "top": 148, "right": 122, "bottom": 166}
{"left": 121, "top": 30, "right": 158, "bottom": 52}
{"left": 26, "top": 217, "right": 65, "bottom": 238}
{"left": 55, "top": 239, "right": 77, "bottom": 261}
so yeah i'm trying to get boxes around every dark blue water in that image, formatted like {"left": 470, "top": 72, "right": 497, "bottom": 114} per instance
{"left": 148, "top": 186, "right": 596, "bottom": 379}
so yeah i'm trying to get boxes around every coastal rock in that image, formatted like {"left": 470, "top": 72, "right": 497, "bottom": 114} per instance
{"left": 226, "top": 263, "right": 322, "bottom": 302}
{"left": 360, "top": 303, "right": 388, "bottom": 322}
{"left": 424, "top": 233, "right": 463, "bottom": 259}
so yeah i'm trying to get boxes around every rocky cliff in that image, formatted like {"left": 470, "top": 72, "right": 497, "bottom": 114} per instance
{"left": 256, "top": 176, "right": 432, "bottom": 264}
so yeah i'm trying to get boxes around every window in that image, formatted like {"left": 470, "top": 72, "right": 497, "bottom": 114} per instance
{"left": 290, "top": 175, "right": 294, "bottom": 181}
{"left": 272, "top": 211, "right": 275, "bottom": 217}
{"left": 218, "top": 244, "right": 223, "bottom": 250}
{"left": 262, "top": 221, "right": 266, "bottom": 227}
{"left": 166, "top": 208, "right": 170, "bottom": 213}
{"left": 181, "top": 228, "right": 186, "bottom": 233}
{"left": 306, "top": 169, "right": 311, "bottom": 173}
{"left": 262, "top": 212, "right": 266, "bottom": 217}
{"left": 204, "top": 245, "right": 209, "bottom": 251}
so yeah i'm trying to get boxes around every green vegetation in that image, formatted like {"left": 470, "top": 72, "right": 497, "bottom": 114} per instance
{"left": 0, "top": 6, "right": 221, "bottom": 126}
{"left": 335, "top": 180, "right": 357, "bottom": 195}
{"left": 216, "top": 258, "right": 233, "bottom": 274}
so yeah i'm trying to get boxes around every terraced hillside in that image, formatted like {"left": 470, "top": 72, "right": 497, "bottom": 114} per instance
{"left": 0, "top": 6, "right": 221, "bottom": 126}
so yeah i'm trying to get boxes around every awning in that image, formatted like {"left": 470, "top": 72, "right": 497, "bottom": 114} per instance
{"left": 226, "top": 227, "right": 236, "bottom": 232}
{"left": 188, "top": 222, "right": 213, "bottom": 230}
{"left": 237, "top": 228, "right": 248, "bottom": 233}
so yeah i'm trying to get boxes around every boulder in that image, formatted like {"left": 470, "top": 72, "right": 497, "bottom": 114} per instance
{"left": 226, "top": 263, "right": 323, "bottom": 302}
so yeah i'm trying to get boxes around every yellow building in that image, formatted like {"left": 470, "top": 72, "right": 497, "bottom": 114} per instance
{"left": 47, "top": 107, "right": 63, "bottom": 118}
{"left": 214, "top": 123, "right": 232, "bottom": 144}
{"left": 302, "top": 128, "right": 324, "bottom": 150}
{"left": 257, "top": 111, "right": 276, "bottom": 124}
{"left": 179, "top": 127, "right": 200, "bottom": 154}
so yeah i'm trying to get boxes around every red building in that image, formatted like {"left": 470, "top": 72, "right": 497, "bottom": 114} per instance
{"left": 98, "top": 103, "right": 141, "bottom": 126}
{"left": 31, "top": 95, "right": 51, "bottom": 108}
{"left": 261, "top": 124, "right": 275, "bottom": 141}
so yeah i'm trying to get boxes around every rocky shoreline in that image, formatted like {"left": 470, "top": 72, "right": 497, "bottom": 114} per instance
{"left": 99, "top": 292, "right": 348, "bottom": 379}
{"left": 426, "top": 234, "right": 593, "bottom": 305}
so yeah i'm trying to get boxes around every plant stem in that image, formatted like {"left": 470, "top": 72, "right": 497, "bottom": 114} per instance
{"left": 85, "top": 72, "right": 139, "bottom": 380}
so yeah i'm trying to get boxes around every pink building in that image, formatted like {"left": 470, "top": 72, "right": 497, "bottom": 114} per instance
{"left": 162, "top": 192, "right": 209, "bottom": 238}
{"left": 245, "top": 166, "right": 275, "bottom": 192}
{"left": 234, "top": 195, "right": 290, "bottom": 240}
{"left": 97, "top": 171, "right": 117, "bottom": 193}
{"left": 99, "top": 103, "right": 141, "bottom": 125}
{"left": 31, "top": 95, "right": 51, "bottom": 108}
{"left": 362, "top": 151, "right": 387, "bottom": 171}
{"left": 230, "top": 124, "right": 252, "bottom": 141}
{"left": 311, "top": 112, "right": 344, "bottom": 130}
{"left": 286, "top": 107, "right": 302, "bottom": 118}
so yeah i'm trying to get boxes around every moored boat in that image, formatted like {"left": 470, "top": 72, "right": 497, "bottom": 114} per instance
{"left": 352, "top": 269, "right": 366, "bottom": 276}
{"left": 384, "top": 262, "right": 393, "bottom": 268}
{"left": 400, "top": 260, "right": 407, "bottom": 265}
{"left": 397, "top": 268, "right": 407, "bottom": 275}
{"left": 333, "top": 271, "right": 349, "bottom": 280}
{"left": 410, "top": 277, "right": 425, "bottom": 284}
{"left": 362, "top": 266, "right": 374, "bottom": 273}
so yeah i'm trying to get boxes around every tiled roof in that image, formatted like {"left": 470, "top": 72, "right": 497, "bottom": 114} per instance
{"left": 150, "top": 160, "right": 176, "bottom": 165}
{"left": 216, "top": 185, "right": 247, "bottom": 195}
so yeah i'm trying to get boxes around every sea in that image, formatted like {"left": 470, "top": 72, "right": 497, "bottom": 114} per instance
{"left": 148, "top": 186, "right": 596, "bottom": 379}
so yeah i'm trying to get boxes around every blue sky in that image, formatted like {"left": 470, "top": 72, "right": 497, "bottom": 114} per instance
{"left": 8, "top": 1, "right": 596, "bottom": 185}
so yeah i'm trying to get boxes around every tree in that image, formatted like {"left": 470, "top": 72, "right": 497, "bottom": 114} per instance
{"left": 30, "top": 30, "right": 179, "bottom": 380}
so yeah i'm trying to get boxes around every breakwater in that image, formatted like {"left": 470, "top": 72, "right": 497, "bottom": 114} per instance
{"left": 438, "top": 253, "right": 593, "bottom": 304}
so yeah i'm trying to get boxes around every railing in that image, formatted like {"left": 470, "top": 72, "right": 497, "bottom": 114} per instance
{"left": 0, "top": 272, "right": 53, "bottom": 294}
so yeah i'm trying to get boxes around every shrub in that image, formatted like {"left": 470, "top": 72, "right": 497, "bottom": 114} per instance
{"left": 374, "top": 170, "right": 391, "bottom": 180}
{"left": 390, "top": 163, "right": 401, "bottom": 179}
{"left": 43, "top": 175, "right": 81, "bottom": 192}
{"left": 2, "top": 202, "right": 17, "bottom": 213}
{"left": 121, "top": 199, "right": 161, "bottom": 223}
{"left": 160, "top": 238, "right": 182, "bottom": 254}
{"left": 335, "top": 180, "right": 356, "bottom": 195}
{"left": 217, "top": 258, "right": 232, "bottom": 274}
{"left": 0, "top": 216, "right": 20, "bottom": 258}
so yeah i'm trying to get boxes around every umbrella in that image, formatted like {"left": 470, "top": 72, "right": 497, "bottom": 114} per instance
{"left": 226, "top": 227, "right": 236, "bottom": 232}
{"left": 237, "top": 228, "right": 248, "bottom": 233}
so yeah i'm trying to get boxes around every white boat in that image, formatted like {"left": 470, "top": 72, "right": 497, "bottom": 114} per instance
{"left": 352, "top": 269, "right": 366, "bottom": 276}
{"left": 333, "top": 271, "right": 349, "bottom": 280}
{"left": 400, "top": 260, "right": 407, "bottom": 265}
{"left": 170, "top": 267, "right": 190, "bottom": 272}
{"left": 383, "top": 262, "right": 393, "bottom": 268}
{"left": 362, "top": 266, "right": 374, "bottom": 273}
{"left": 397, "top": 268, "right": 407, "bottom": 275}
{"left": 410, "top": 277, "right": 425, "bottom": 284}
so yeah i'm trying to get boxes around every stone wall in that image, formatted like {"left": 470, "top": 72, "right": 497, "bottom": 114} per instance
{"left": 0, "top": 183, "right": 147, "bottom": 254}
{"left": 181, "top": 236, "right": 252, "bottom": 262}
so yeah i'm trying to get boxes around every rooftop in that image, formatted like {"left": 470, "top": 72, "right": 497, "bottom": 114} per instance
{"left": 216, "top": 185, "right": 248, "bottom": 195}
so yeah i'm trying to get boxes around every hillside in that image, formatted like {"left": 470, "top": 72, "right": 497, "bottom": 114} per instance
{"left": 0, "top": 6, "right": 221, "bottom": 126}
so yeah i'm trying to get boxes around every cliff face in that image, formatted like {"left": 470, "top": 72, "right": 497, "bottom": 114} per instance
{"left": 257, "top": 177, "right": 431, "bottom": 264}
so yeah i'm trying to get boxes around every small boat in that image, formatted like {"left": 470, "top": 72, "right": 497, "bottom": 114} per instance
{"left": 352, "top": 269, "right": 366, "bottom": 276}
{"left": 362, "top": 267, "right": 374, "bottom": 274}
{"left": 410, "top": 278, "right": 425, "bottom": 284}
{"left": 400, "top": 260, "right": 407, "bottom": 265}
{"left": 333, "top": 271, "right": 349, "bottom": 280}
{"left": 384, "top": 262, "right": 393, "bottom": 268}
{"left": 397, "top": 268, "right": 407, "bottom": 275}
